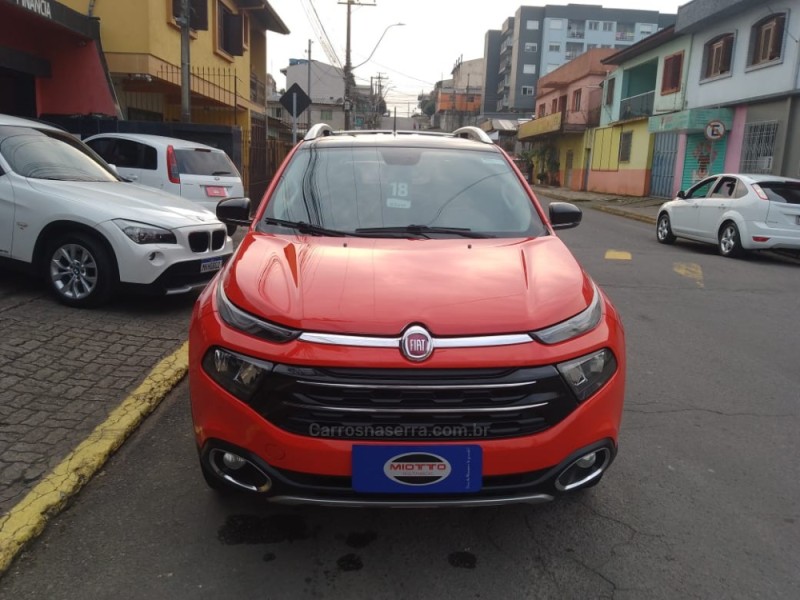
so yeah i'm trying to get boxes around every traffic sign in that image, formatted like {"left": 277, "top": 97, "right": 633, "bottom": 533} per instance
{"left": 280, "top": 83, "right": 311, "bottom": 118}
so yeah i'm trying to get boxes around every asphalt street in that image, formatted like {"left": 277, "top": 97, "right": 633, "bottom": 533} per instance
{"left": 1, "top": 201, "right": 799, "bottom": 599}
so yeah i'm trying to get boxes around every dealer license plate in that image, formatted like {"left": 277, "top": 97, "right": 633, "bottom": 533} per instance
{"left": 200, "top": 258, "right": 223, "bottom": 273}
{"left": 352, "top": 445, "right": 482, "bottom": 494}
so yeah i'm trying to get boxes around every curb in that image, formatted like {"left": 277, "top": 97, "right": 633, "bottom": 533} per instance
{"left": 0, "top": 342, "right": 189, "bottom": 576}
{"left": 588, "top": 203, "right": 658, "bottom": 226}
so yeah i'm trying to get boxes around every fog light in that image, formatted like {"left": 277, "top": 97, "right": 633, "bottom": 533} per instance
{"left": 222, "top": 452, "right": 247, "bottom": 470}
{"left": 576, "top": 452, "right": 597, "bottom": 468}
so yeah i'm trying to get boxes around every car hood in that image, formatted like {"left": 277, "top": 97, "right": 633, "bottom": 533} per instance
{"left": 222, "top": 234, "right": 593, "bottom": 336}
{"left": 27, "top": 180, "right": 220, "bottom": 228}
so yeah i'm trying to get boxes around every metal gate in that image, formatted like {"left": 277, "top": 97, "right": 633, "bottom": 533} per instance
{"left": 681, "top": 133, "right": 727, "bottom": 191}
{"left": 650, "top": 132, "right": 679, "bottom": 198}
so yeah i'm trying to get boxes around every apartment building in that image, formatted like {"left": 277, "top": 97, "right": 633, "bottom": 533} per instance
{"left": 482, "top": 4, "right": 675, "bottom": 115}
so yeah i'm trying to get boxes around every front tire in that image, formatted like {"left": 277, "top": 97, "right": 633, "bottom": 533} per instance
{"left": 718, "top": 221, "right": 744, "bottom": 258}
{"left": 656, "top": 213, "right": 676, "bottom": 244}
{"left": 45, "top": 233, "right": 117, "bottom": 307}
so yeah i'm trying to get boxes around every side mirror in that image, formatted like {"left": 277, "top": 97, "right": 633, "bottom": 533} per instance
{"left": 216, "top": 197, "right": 252, "bottom": 226}
{"left": 549, "top": 201, "right": 582, "bottom": 230}
{"left": 676, "top": 190, "right": 686, "bottom": 199}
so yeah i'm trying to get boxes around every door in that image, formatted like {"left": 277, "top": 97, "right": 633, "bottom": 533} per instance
{"left": 671, "top": 176, "right": 718, "bottom": 236}
{"left": 696, "top": 176, "right": 745, "bottom": 241}
{"left": 650, "top": 132, "right": 678, "bottom": 198}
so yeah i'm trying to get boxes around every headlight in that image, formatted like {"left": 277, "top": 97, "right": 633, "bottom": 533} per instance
{"left": 557, "top": 349, "right": 617, "bottom": 403}
{"left": 202, "top": 347, "right": 272, "bottom": 402}
{"left": 216, "top": 281, "right": 300, "bottom": 343}
{"left": 530, "top": 282, "right": 603, "bottom": 344}
{"left": 113, "top": 219, "right": 177, "bottom": 244}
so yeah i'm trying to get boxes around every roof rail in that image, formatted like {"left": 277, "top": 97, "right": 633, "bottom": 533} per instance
{"left": 304, "top": 123, "right": 334, "bottom": 140}
{"left": 452, "top": 126, "right": 493, "bottom": 145}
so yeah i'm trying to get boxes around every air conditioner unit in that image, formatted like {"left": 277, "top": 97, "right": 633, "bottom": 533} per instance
{"left": 756, "top": 156, "right": 773, "bottom": 171}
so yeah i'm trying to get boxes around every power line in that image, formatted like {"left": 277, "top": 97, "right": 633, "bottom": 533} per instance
{"left": 301, "top": 0, "right": 342, "bottom": 69}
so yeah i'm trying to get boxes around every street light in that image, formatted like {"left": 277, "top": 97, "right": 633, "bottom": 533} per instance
{"left": 344, "top": 22, "right": 405, "bottom": 130}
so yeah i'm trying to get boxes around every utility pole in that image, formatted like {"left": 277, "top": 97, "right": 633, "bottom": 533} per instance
{"left": 307, "top": 39, "right": 312, "bottom": 131}
{"left": 340, "top": 1, "right": 377, "bottom": 130}
{"left": 180, "top": 0, "right": 191, "bottom": 122}
{"left": 343, "top": 0, "right": 353, "bottom": 130}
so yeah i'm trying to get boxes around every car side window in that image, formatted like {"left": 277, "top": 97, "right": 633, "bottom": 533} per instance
{"left": 141, "top": 144, "right": 157, "bottom": 170}
{"left": 111, "top": 140, "right": 142, "bottom": 168}
{"left": 86, "top": 138, "right": 115, "bottom": 162}
{"left": 711, "top": 176, "right": 738, "bottom": 198}
{"left": 686, "top": 178, "right": 717, "bottom": 199}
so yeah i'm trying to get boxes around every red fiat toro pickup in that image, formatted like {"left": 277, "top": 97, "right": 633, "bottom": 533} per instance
{"left": 190, "top": 125, "right": 625, "bottom": 507}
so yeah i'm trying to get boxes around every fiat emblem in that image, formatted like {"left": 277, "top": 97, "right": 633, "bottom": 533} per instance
{"left": 401, "top": 325, "right": 433, "bottom": 362}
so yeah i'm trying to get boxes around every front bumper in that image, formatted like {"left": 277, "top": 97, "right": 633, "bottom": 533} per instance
{"left": 200, "top": 438, "right": 617, "bottom": 506}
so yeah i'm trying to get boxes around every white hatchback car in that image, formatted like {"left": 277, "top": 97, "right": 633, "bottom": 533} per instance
{"left": 656, "top": 173, "right": 800, "bottom": 257}
{"left": 0, "top": 114, "right": 237, "bottom": 307}
{"left": 83, "top": 133, "right": 247, "bottom": 223}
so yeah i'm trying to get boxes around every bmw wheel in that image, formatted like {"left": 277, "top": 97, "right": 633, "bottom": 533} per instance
{"left": 46, "top": 233, "right": 116, "bottom": 307}
{"left": 656, "top": 213, "right": 676, "bottom": 244}
{"left": 718, "top": 221, "right": 744, "bottom": 258}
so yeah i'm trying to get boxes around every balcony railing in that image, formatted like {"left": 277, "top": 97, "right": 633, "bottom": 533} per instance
{"left": 615, "top": 31, "right": 635, "bottom": 41}
{"left": 567, "top": 30, "right": 585, "bottom": 39}
{"left": 619, "top": 90, "right": 654, "bottom": 119}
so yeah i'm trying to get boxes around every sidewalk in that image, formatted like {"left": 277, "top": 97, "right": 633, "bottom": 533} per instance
{"left": 531, "top": 184, "right": 664, "bottom": 225}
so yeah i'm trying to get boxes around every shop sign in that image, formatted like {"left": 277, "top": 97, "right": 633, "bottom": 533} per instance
{"left": 704, "top": 120, "right": 726, "bottom": 141}
{"left": 14, "top": 0, "right": 52, "bottom": 19}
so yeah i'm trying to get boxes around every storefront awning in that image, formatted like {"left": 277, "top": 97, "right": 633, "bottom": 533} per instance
{"left": 648, "top": 108, "right": 734, "bottom": 134}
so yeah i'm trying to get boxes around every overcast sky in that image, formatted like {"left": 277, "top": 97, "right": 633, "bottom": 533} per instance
{"left": 266, "top": 1, "right": 685, "bottom": 116}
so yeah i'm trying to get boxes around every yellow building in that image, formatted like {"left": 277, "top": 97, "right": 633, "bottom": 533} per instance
{"left": 59, "top": 0, "right": 289, "bottom": 197}
{"left": 588, "top": 120, "right": 655, "bottom": 197}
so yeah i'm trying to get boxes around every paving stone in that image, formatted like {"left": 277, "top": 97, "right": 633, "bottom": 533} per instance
{"left": 0, "top": 283, "right": 194, "bottom": 515}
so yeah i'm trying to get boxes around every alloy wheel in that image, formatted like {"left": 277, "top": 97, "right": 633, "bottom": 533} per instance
{"left": 50, "top": 243, "right": 98, "bottom": 301}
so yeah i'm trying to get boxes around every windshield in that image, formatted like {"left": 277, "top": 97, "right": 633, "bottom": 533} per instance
{"left": 175, "top": 148, "right": 239, "bottom": 177}
{"left": 0, "top": 126, "right": 117, "bottom": 182}
{"left": 258, "top": 145, "right": 546, "bottom": 238}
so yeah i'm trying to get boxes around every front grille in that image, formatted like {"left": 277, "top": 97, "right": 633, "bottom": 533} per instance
{"left": 246, "top": 366, "right": 578, "bottom": 441}
{"left": 189, "top": 229, "right": 225, "bottom": 253}
{"left": 189, "top": 231, "right": 210, "bottom": 252}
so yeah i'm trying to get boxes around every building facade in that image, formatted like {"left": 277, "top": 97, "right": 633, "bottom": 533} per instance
{"left": 675, "top": 0, "right": 800, "bottom": 181}
{"left": 0, "top": 0, "right": 118, "bottom": 118}
{"left": 483, "top": 4, "right": 675, "bottom": 115}
{"left": 518, "top": 48, "right": 615, "bottom": 190}
{"left": 53, "top": 0, "right": 289, "bottom": 200}
{"left": 435, "top": 57, "right": 484, "bottom": 132}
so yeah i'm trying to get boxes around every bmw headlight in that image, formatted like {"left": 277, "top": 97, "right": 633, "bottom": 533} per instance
{"left": 202, "top": 347, "right": 272, "bottom": 402}
{"left": 558, "top": 348, "right": 617, "bottom": 403}
{"left": 216, "top": 281, "right": 300, "bottom": 343}
{"left": 113, "top": 219, "right": 177, "bottom": 244}
{"left": 530, "top": 282, "right": 603, "bottom": 344}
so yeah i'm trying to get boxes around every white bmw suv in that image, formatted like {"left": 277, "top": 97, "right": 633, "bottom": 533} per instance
{"left": 0, "top": 114, "right": 236, "bottom": 308}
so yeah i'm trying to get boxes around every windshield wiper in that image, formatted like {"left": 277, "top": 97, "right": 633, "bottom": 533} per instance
{"left": 263, "top": 217, "right": 351, "bottom": 237}
{"left": 354, "top": 225, "right": 493, "bottom": 239}
{"left": 211, "top": 171, "right": 232, "bottom": 176}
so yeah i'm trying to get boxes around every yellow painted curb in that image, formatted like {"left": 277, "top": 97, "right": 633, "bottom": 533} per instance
{"left": 0, "top": 342, "right": 189, "bottom": 576}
